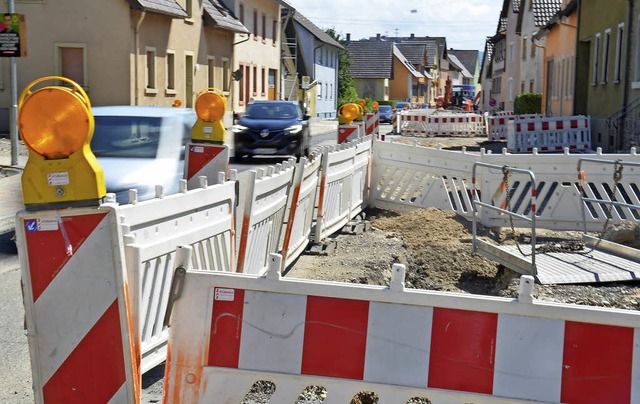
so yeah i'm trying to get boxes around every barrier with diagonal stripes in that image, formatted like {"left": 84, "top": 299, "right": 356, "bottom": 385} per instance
{"left": 16, "top": 207, "right": 140, "bottom": 403}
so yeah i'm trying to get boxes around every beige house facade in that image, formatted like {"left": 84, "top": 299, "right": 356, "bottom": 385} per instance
{"left": 0, "top": 0, "right": 286, "bottom": 129}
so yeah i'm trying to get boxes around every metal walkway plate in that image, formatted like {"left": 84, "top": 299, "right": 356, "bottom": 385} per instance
{"left": 475, "top": 236, "right": 640, "bottom": 285}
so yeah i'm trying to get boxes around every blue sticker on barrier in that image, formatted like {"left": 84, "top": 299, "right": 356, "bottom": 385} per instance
{"left": 25, "top": 220, "right": 37, "bottom": 232}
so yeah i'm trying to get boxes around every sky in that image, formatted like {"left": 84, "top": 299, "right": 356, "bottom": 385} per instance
{"left": 287, "top": 0, "right": 504, "bottom": 51}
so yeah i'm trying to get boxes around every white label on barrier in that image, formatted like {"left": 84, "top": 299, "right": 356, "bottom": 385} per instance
{"left": 215, "top": 288, "right": 235, "bottom": 301}
{"left": 37, "top": 218, "right": 59, "bottom": 231}
{"left": 47, "top": 172, "right": 69, "bottom": 186}
{"left": 192, "top": 146, "right": 205, "bottom": 153}
{"left": 204, "top": 126, "right": 213, "bottom": 133}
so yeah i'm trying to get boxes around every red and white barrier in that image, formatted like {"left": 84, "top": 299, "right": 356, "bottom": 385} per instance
{"left": 338, "top": 124, "right": 361, "bottom": 144}
{"left": 508, "top": 116, "right": 591, "bottom": 153}
{"left": 364, "top": 112, "right": 379, "bottom": 135}
{"left": 399, "top": 111, "right": 484, "bottom": 137}
{"left": 488, "top": 114, "right": 545, "bottom": 141}
{"left": 164, "top": 258, "right": 640, "bottom": 403}
{"left": 16, "top": 207, "right": 139, "bottom": 403}
{"left": 184, "top": 143, "right": 229, "bottom": 189}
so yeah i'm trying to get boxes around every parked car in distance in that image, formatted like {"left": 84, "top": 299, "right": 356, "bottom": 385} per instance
{"left": 90, "top": 106, "right": 197, "bottom": 204}
{"left": 394, "top": 102, "right": 412, "bottom": 110}
{"left": 232, "top": 100, "right": 311, "bottom": 162}
{"left": 378, "top": 105, "right": 393, "bottom": 123}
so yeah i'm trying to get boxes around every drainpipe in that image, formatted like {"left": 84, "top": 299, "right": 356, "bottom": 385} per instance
{"left": 134, "top": 11, "right": 146, "bottom": 106}
{"left": 620, "top": 0, "right": 634, "bottom": 152}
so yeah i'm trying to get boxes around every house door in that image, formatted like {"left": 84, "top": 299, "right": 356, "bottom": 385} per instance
{"left": 185, "top": 54, "right": 194, "bottom": 108}
{"left": 268, "top": 69, "right": 276, "bottom": 100}
{"left": 546, "top": 59, "right": 553, "bottom": 116}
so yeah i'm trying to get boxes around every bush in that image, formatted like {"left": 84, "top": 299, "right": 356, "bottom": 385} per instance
{"left": 514, "top": 92, "right": 542, "bottom": 114}
{"left": 338, "top": 86, "right": 359, "bottom": 108}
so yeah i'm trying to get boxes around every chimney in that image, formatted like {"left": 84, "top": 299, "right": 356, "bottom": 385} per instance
{"left": 376, "top": 33, "right": 381, "bottom": 40}
{"left": 410, "top": 33, "right": 415, "bottom": 39}
{"left": 346, "top": 33, "right": 351, "bottom": 42}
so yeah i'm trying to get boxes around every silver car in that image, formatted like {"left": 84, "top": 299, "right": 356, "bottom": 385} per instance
{"left": 91, "top": 106, "right": 197, "bottom": 203}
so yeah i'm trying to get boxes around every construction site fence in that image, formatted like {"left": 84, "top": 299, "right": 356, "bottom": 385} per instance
{"left": 397, "top": 110, "right": 485, "bottom": 137}
{"left": 508, "top": 115, "right": 591, "bottom": 153}
{"left": 487, "top": 113, "right": 544, "bottom": 141}
{"left": 370, "top": 139, "right": 640, "bottom": 231}
{"left": 164, "top": 253, "right": 640, "bottom": 403}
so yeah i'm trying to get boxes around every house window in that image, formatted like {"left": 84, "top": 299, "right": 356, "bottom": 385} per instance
{"left": 614, "top": 23, "right": 624, "bottom": 83}
{"left": 253, "top": 9, "right": 258, "bottom": 39}
{"left": 166, "top": 50, "right": 176, "bottom": 93}
{"left": 239, "top": 63, "right": 246, "bottom": 104}
{"left": 531, "top": 37, "right": 536, "bottom": 57}
{"left": 222, "top": 58, "right": 230, "bottom": 92}
{"left": 521, "top": 81, "right": 525, "bottom": 93}
{"left": 601, "top": 29, "right": 611, "bottom": 84}
{"left": 55, "top": 43, "right": 87, "bottom": 89}
{"left": 508, "top": 42, "right": 514, "bottom": 64}
{"left": 325, "top": 83, "right": 328, "bottom": 100}
{"left": 272, "top": 20, "right": 277, "bottom": 44}
{"left": 145, "top": 46, "right": 157, "bottom": 92}
{"left": 592, "top": 33, "right": 600, "bottom": 85}
{"left": 239, "top": 3, "right": 244, "bottom": 24}
{"left": 207, "top": 56, "right": 215, "bottom": 88}
{"left": 522, "top": 36, "right": 527, "bottom": 60}
{"left": 317, "top": 81, "right": 322, "bottom": 99}
{"left": 529, "top": 80, "right": 534, "bottom": 92}
{"left": 261, "top": 13, "right": 266, "bottom": 40}
{"left": 252, "top": 65, "right": 257, "bottom": 95}
{"left": 261, "top": 67, "right": 266, "bottom": 95}
{"left": 508, "top": 77, "right": 513, "bottom": 101}
{"left": 562, "top": 58, "right": 567, "bottom": 99}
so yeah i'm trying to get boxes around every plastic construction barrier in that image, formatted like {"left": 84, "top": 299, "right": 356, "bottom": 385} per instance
{"left": 508, "top": 115, "right": 591, "bottom": 153}
{"left": 16, "top": 206, "right": 140, "bottom": 403}
{"left": 280, "top": 153, "right": 322, "bottom": 271}
{"left": 364, "top": 112, "right": 379, "bottom": 135}
{"left": 184, "top": 143, "right": 229, "bottom": 190}
{"left": 115, "top": 176, "right": 237, "bottom": 373}
{"left": 370, "top": 139, "right": 640, "bottom": 231}
{"left": 400, "top": 111, "right": 484, "bottom": 137}
{"left": 164, "top": 254, "right": 640, "bottom": 403}
{"left": 236, "top": 159, "right": 296, "bottom": 275}
{"left": 314, "top": 143, "right": 359, "bottom": 243}
{"left": 488, "top": 114, "right": 544, "bottom": 141}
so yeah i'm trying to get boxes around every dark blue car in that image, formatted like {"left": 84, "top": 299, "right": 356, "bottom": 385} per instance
{"left": 378, "top": 105, "right": 393, "bottom": 123}
{"left": 231, "top": 100, "right": 310, "bottom": 162}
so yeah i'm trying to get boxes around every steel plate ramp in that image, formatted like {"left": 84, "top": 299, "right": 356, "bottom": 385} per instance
{"left": 475, "top": 236, "right": 640, "bottom": 284}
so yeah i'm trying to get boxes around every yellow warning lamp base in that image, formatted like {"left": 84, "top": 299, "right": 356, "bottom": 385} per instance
{"left": 18, "top": 76, "right": 105, "bottom": 210}
{"left": 192, "top": 88, "right": 227, "bottom": 144}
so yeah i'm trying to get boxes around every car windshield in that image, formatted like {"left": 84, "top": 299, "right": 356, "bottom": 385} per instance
{"left": 91, "top": 115, "right": 185, "bottom": 158}
{"left": 245, "top": 103, "right": 299, "bottom": 119}
{"left": 378, "top": 106, "right": 392, "bottom": 112}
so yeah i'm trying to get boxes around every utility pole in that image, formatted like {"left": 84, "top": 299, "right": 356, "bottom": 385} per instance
{"left": 9, "top": 0, "right": 18, "bottom": 166}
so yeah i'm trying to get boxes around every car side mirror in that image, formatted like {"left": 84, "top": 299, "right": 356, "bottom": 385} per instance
{"left": 303, "top": 114, "right": 310, "bottom": 121}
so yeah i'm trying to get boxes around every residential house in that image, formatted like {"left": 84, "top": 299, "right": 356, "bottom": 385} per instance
{"left": 345, "top": 36, "right": 423, "bottom": 103}
{"left": 448, "top": 49, "right": 480, "bottom": 90}
{"left": 516, "top": 0, "right": 561, "bottom": 97}
{"left": 280, "top": 6, "right": 342, "bottom": 118}
{"left": 232, "top": 0, "right": 283, "bottom": 114}
{"left": 490, "top": 15, "right": 508, "bottom": 111}
{"left": 3, "top": 0, "right": 249, "bottom": 129}
{"left": 424, "top": 41, "right": 441, "bottom": 106}
{"left": 479, "top": 37, "right": 495, "bottom": 112}
{"left": 395, "top": 42, "right": 430, "bottom": 104}
{"left": 536, "top": 0, "right": 578, "bottom": 117}
{"left": 575, "top": 0, "right": 629, "bottom": 151}
{"left": 503, "top": 0, "right": 522, "bottom": 111}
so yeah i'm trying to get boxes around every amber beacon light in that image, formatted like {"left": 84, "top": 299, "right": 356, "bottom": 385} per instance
{"left": 338, "top": 103, "right": 360, "bottom": 125}
{"left": 18, "top": 76, "right": 105, "bottom": 209}
{"left": 192, "top": 87, "right": 227, "bottom": 144}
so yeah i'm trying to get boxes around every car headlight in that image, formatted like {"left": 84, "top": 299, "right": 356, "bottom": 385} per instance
{"left": 285, "top": 124, "right": 303, "bottom": 134}
{"left": 231, "top": 124, "right": 248, "bottom": 133}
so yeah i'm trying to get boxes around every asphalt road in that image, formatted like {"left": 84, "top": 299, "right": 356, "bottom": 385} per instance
{"left": 0, "top": 118, "right": 390, "bottom": 403}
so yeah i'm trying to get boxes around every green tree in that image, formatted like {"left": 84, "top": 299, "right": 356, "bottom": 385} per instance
{"left": 514, "top": 92, "right": 542, "bottom": 114}
{"left": 325, "top": 28, "right": 359, "bottom": 106}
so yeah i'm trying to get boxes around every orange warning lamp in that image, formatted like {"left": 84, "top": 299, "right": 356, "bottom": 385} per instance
{"left": 338, "top": 103, "right": 359, "bottom": 125}
{"left": 192, "top": 88, "right": 227, "bottom": 143}
{"left": 18, "top": 76, "right": 105, "bottom": 209}
{"left": 372, "top": 101, "right": 379, "bottom": 112}
{"left": 356, "top": 103, "right": 364, "bottom": 121}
